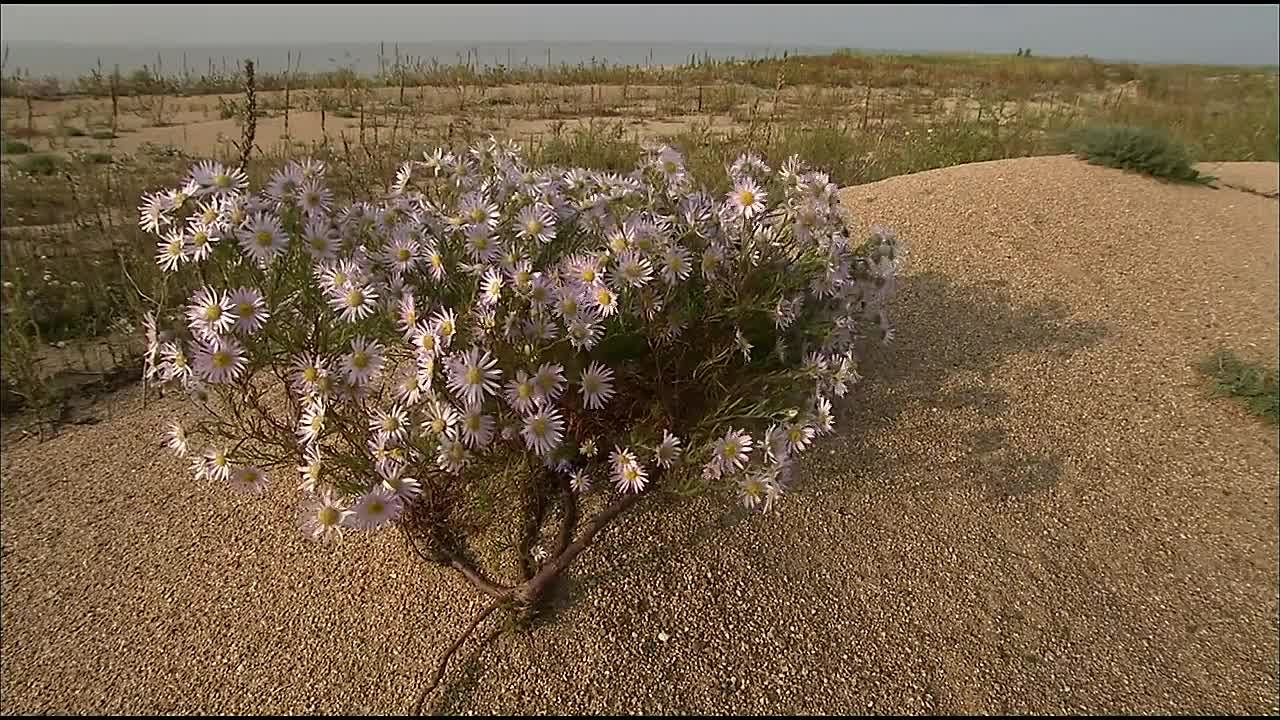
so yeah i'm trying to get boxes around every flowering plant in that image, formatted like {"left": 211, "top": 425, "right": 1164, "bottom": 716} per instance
{"left": 136, "top": 138, "right": 900, "bottom": 686}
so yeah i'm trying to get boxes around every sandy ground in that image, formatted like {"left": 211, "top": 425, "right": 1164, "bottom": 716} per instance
{"left": 1, "top": 156, "right": 1277, "bottom": 715}
{"left": 0, "top": 80, "right": 1072, "bottom": 160}
{"left": 1199, "top": 161, "right": 1279, "bottom": 197}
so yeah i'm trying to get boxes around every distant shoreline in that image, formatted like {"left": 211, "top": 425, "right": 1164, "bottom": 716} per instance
{"left": 3, "top": 40, "right": 1275, "bottom": 81}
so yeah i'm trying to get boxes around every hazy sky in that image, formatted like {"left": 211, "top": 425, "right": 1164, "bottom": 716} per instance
{"left": 2, "top": 4, "right": 1278, "bottom": 65}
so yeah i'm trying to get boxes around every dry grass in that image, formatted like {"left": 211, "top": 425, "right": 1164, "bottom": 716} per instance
{"left": 1, "top": 50, "right": 1276, "bottom": 415}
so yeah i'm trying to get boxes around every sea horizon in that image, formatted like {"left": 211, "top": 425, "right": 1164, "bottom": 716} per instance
{"left": 3, "top": 39, "right": 1273, "bottom": 81}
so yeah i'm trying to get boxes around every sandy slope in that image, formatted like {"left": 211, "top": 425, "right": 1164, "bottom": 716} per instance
{"left": 2, "top": 156, "right": 1276, "bottom": 715}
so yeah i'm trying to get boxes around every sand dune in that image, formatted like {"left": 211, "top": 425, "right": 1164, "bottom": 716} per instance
{"left": 2, "top": 156, "right": 1276, "bottom": 714}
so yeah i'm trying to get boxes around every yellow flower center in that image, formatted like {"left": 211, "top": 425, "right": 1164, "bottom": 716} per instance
{"left": 352, "top": 352, "right": 369, "bottom": 369}
{"left": 581, "top": 268, "right": 595, "bottom": 283}
{"left": 466, "top": 415, "right": 480, "bottom": 431}
{"left": 788, "top": 427, "right": 803, "bottom": 442}
{"left": 439, "top": 320, "right": 453, "bottom": 336}
{"left": 311, "top": 236, "right": 328, "bottom": 251}
{"left": 203, "top": 305, "right": 221, "bottom": 321}
{"left": 237, "top": 302, "right": 254, "bottom": 317}
{"left": 526, "top": 220, "right": 542, "bottom": 235}
{"left": 397, "top": 248, "right": 411, "bottom": 262}
{"left": 404, "top": 309, "right": 416, "bottom": 325}
{"left": 738, "top": 190, "right": 755, "bottom": 206}
{"left": 332, "top": 272, "right": 348, "bottom": 286}
{"left": 515, "top": 270, "right": 530, "bottom": 287}
{"left": 211, "top": 351, "right": 230, "bottom": 369}
{"left": 465, "top": 367, "right": 482, "bottom": 385}
{"left": 468, "top": 208, "right": 485, "bottom": 223}
{"left": 318, "top": 507, "right": 339, "bottom": 525}
{"left": 531, "top": 418, "right": 547, "bottom": 435}
{"left": 610, "top": 236, "right": 628, "bottom": 253}
{"left": 594, "top": 288, "right": 612, "bottom": 306}
{"left": 303, "top": 367, "right": 318, "bottom": 383}
{"left": 368, "top": 500, "right": 384, "bottom": 515}
{"left": 345, "top": 289, "right": 364, "bottom": 307}
{"left": 472, "top": 235, "right": 489, "bottom": 251}
{"left": 623, "top": 467, "right": 639, "bottom": 482}
{"left": 193, "top": 232, "right": 209, "bottom": 246}
{"left": 382, "top": 416, "right": 399, "bottom": 432}
{"left": 562, "top": 298, "right": 578, "bottom": 315}
{"left": 721, "top": 442, "right": 738, "bottom": 458}
{"left": 255, "top": 230, "right": 273, "bottom": 247}
{"left": 214, "top": 173, "right": 230, "bottom": 188}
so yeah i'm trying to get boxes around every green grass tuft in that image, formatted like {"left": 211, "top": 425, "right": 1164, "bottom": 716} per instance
{"left": 16, "top": 153, "right": 63, "bottom": 176}
{"left": 1199, "top": 349, "right": 1279, "bottom": 425}
{"left": 3, "top": 139, "right": 32, "bottom": 154}
{"left": 90, "top": 130, "right": 117, "bottom": 140}
{"left": 1066, "top": 124, "right": 1212, "bottom": 184}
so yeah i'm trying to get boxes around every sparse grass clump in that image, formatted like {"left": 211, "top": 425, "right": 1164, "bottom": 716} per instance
{"left": 1199, "top": 349, "right": 1279, "bottom": 425}
{"left": 16, "top": 153, "right": 63, "bottom": 176}
{"left": 3, "top": 139, "right": 32, "bottom": 154}
{"left": 1067, "top": 124, "right": 1212, "bottom": 184}
{"left": 90, "top": 130, "right": 117, "bottom": 140}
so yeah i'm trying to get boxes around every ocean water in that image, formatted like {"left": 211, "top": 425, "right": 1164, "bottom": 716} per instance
{"left": 1, "top": 41, "right": 846, "bottom": 80}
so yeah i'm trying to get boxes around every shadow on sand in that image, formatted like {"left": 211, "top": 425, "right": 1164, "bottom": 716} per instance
{"left": 429, "top": 270, "right": 1108, "bottom": 713}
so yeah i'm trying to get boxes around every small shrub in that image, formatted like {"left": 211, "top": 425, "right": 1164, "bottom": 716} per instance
{"left": 3, "top": 139, "right": 32, "bottom": 154}
{"left": 90, "top": 130, "right": 117, "bottom": 140}
{"left": 16, "top": 154, "right": 63, "bottom": 176}
{"left": 133, "top": 142, "right": 903, "bottom": 697}
{"left": 64, "top": 126, "right": 87, "bottom": 137}
{"left": 86, "top": 152, "right": 113, "bottom": 164}
{"left": 533, "top": 122, "right": 641, "bottom": 171}
{"left": 1066, "top": 124, "right": 1212, "bottom": 183}
{"left": 1199, "top": 349, "right": 1278, "bottom": 424}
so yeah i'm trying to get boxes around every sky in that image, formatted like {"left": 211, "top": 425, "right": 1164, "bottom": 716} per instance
{"left": 1, "top": 4, "right": 1277, "bottom": 66}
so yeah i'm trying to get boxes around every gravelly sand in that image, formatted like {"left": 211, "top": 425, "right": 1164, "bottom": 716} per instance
{"left": 1198, "top": 161, "right": 1279, "bottom": 197}
{"left": 2, "top": 155, "right": 1277, "bottom": 715}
